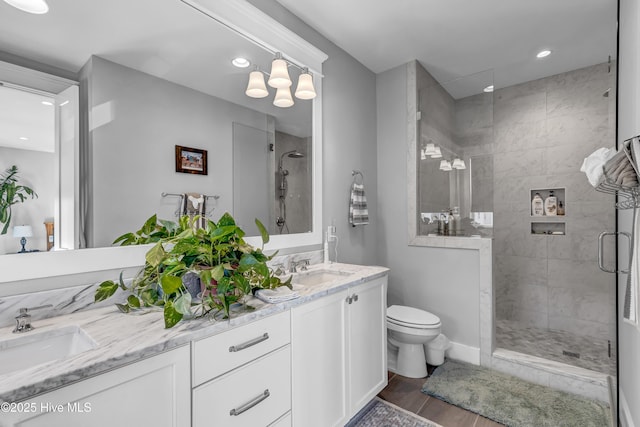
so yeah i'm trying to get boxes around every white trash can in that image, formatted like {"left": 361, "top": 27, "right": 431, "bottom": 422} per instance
{"left": 425, "top": 334, "right": 450, "bottom": 366}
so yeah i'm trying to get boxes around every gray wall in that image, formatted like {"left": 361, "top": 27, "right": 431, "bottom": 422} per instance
{"left": 85, "top": 56, "right": 270, "bottom": 247}
{"left": 492, "top": 64, "right": 616, "bottom": 343}
{"left": 377, "top": 63, "right": 481, "bottom": 349}
{"left": 618, "top": 1, "right": 640, "bottom": 425}
{"left": 247, "top": 0, "right": 379, "bottom": 266}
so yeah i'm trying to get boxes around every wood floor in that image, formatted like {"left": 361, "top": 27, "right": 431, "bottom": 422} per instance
{"left": 377, "top": 371, "right": 504, "bottom": 427}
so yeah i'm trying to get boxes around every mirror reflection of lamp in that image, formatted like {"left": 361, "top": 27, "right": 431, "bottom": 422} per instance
{"left": 13, "top": 225, "right": 33, "bottom": 253}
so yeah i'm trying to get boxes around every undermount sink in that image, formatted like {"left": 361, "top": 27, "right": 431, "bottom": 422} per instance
{"left": 292, "top": 269, "right": 352, "bottom": 286}
{"left": 0, "top": 325, "right": 97, "bottom": 375}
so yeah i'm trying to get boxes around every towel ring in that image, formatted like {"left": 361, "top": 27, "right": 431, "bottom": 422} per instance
{"left": 352, "top": 170, "right": 364, "bottom": 185}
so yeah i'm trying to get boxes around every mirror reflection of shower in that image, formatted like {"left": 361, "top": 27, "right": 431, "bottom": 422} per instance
{"left": 276, "top": 150, "right": 305, "bottom": 233}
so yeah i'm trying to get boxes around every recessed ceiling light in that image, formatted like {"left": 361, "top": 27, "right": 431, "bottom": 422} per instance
{"left": 41, "top": 100, "right": 53, "bottom": 106}
{"left": 483, "top": 85, "right": 494, "bottom": 93}
{"left": 536, "top": 50, "right": 552, "bottom": 59}
{"left": 231, "top": 57, "right": 251, "bottom": 68}
{"left": 19, "top": 137, "right": 29, "bottom": 141}
{"left": 3, "top": 0, "right": 49, "bottom": 14}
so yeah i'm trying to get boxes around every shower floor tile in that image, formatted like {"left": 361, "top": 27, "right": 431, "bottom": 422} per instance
{"left": 496, "top": 319, "right": 615, "bottom": 376}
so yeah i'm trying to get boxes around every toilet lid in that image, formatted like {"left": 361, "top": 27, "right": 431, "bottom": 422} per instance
{"left": 387, "top": 305, "right": 440, "bottom": 327}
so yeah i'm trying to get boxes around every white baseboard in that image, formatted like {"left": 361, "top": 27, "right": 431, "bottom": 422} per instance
{"left": 446, "top": 341, "right": 480, "bottom": 365}
{"left": 620, "top": 390, "right": 636, "bottom": 427}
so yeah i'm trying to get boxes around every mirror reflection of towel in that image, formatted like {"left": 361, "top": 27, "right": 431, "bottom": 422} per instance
{"left": 182, "top": 193, "right": 206, "bottom": 228}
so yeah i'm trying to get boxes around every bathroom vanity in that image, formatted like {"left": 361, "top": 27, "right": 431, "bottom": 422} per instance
{"left": 0, "top": 263, "right": 388, "bottom": 427}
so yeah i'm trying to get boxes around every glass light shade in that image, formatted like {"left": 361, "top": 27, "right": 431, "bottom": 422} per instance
{"left": 3, "top": 0, "right": 48, "bottom": 14}
{"left": 452, "top": 158, "right": 466, "bottom": 169}
{"left": 268, "top": 58, "right": 292, "bottom": 88}
{"left": 439, "top": 160, "right": 452, "bottom": 171}
{"left": 13, "top": 225, "right": 33, "bottom": 238}
{"left": 431, "top": 146, "right": 443, "bottom": 158}
{"left": 273, "top": 87, "right": 294, "bottom": 108}
{"left": 245, "top": 70, "right": 269, "bottom": 98}
{"left": 420, "top": 149, "right": 427, "bottom": 160}
{"left": 295, "top": 72, "right": 316, "bottom": 99}
{"left": 423, "top": 143, "right": 437, "bottom": 156}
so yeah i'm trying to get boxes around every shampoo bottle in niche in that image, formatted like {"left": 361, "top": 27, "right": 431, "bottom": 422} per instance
{"left": 532, "top": 193, "right": 544, "bottom": 216}
{"left": 545, "top": 191, "right": 557, "bottom": 216}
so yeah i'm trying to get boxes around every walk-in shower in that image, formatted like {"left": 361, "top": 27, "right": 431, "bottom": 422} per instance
{"left": 276, "top": 150, "right": 305, "bottom": 233}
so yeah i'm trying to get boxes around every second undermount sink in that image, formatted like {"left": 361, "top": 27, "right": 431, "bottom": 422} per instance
{"left": 292, "top": 269, "right": 352, "bottom": 286}
{"left": 0, "top": 325, "right": 98, "bottom": 376}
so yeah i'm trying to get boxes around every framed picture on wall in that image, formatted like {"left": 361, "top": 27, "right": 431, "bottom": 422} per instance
{"left": 175, "top": 145, "right": 208, "bottom": 175}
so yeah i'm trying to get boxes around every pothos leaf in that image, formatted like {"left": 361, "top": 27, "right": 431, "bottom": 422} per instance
{"left": 127, "top": 295, "right": 141, "bottom": 308}
{"left": 145, "top": 242, "right": 165, "bottom": 267}
{"left": 95, "top": 280, "right": 118, "bottom": 302}
{"left": 174, "top": 293, "right": 192, "bottom": 316}
{"left": 161, "top": 275, "right": 183, "bottom": 295}
{"left": 255, "top": 218, "right": 269, "bottom": 245}
{"left": 164, "top": 301, "right": 183, "bottom": 329}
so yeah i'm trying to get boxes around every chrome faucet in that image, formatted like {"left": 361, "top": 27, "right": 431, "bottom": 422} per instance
{"left": 13, "top": 305, "right": 53, "bottom": 333}
{"left": 289, "top": 258, "right": 310, "bottom": 273}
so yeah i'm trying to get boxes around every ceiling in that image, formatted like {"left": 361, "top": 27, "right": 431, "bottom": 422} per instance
{"left": 0, "top": 0, "right": 311, "bottom": 138}
{"left": 276, "top": 0, "right": 617, "bottom": 98}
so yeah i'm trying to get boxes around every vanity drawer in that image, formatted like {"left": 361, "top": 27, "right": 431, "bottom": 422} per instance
{"left": 192, "top": 310, "right": 290, "bottom": 385}
{"left": 192, "top": 345, "right": 291, "bottom": 427}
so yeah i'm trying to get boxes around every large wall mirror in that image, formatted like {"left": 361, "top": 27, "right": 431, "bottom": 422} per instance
{"left": 0, "top": 0, "right": 326, "bottom": 284}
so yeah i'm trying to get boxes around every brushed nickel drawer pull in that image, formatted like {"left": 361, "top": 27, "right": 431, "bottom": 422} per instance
{"left": 229, "top": 389, "right": 270, "bottom": 416}
{"left": 229, "top": 333, "right": 269, "bottom": 352}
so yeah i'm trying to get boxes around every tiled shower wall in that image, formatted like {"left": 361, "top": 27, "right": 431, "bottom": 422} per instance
{"left": 492, "top": 63, "right": 616, "bottom": 343}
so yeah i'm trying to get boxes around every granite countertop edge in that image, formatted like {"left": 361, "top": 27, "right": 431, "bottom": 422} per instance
{"left": 0, "top": 263, "right": 389, "bottom": 403}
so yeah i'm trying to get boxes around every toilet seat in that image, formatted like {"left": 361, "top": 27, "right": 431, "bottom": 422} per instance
{"left": 387, "top": 305, "right": 441, "bottom": 329}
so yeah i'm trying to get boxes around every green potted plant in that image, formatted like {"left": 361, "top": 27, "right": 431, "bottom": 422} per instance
{"left": 95, "top": 212, "right": 291, "bottom": 328}
{"left": 0, "top": 165, "right": 37, "bottom": 235}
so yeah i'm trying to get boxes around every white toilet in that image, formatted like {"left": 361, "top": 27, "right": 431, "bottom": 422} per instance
{"left": 386, "top": 305, "right": 441, "bottom": 378}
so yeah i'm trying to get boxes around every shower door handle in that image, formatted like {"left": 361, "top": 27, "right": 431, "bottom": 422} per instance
{"left": 598, "top": 231, "right": 631, "bottom": 274}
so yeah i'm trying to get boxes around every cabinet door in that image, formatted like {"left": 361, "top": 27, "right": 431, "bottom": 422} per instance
{"left": 347, "top": 277, "right": 388, "bottom": 415}
{"left": 3, "top": 346, "right": 190, "bottom": 427}
{"left": 291, "top": 290, "right": 348, "bottom": 427}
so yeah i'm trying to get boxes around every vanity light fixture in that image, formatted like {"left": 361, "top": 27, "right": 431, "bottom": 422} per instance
{"left": 245, "top": 67, "right": 269, "bottom": 98}
{"left": 536, "top": 49, "right": 552, "bottom": 59}
{"left": 231, "top": 57, "right": 251, "bottom": 68}
{"left": 439, "top": 160, "right": 452, "bottom": 171}
{"left": 452, "top": 158, "right": 466, "bottom": 169}
{"left": 3, "top": 0, "right": 49, "bottom": 14}
{"left": 244, "top": 52, "right": 318, "bottom": 108}
{"left": 423, "top": 143, "right": 437, "bottom": 156}
{"left": 431, "top": 146, "right": 443, "bottom": 159}
{"left": 483, "top": 85, "right": 494, "bottom": 93}
{"left": 268, "top": 53, "right": 292, "bottom": 89}
{"left": 273, "top": 86, "right": 294, "bottom": 108}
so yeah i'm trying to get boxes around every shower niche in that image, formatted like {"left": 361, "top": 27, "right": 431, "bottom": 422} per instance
{"left": 530, "top": 187, "right": 566, "bottom": 235}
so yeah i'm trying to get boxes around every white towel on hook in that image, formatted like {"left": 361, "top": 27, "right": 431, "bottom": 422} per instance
{"left": 254, "top": 286, "right": 300, "bottom": 304}
{"left": 349, "top": 182, "right": 369, "bottom": 227}
{"left": 580, "top": 147, "right": 614, "bottom": 187}
{"left": 182, "top": 193, "right": 207, "bottom": 228}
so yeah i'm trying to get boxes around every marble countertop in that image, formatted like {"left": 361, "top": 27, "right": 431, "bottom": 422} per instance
{"left": 0, "top": 263, "right": 389, "bottom": 403}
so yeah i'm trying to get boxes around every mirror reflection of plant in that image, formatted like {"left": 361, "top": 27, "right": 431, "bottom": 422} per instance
{"left": 0, "top": 165, "right": 37, "bottom": 235}
{"left": 94, "top": 213, "right": 291, "bottom": 328}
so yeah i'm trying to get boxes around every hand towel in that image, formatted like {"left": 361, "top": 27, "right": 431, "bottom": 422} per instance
{"left": 349, "top": 182, "right": 369, "bottom": 227}
{"left": 580, "top": 147, "right": 615, "bottom": 187}
{"left": 182, "top": 193, "right": 206, "bottom": 228}
{"left": 625, "top": 210, "right": 639, "bottom": 322}
{"left": 254, "top": 286, "right": 299, "bottom": 304}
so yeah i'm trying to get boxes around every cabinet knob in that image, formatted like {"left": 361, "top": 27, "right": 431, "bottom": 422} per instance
{"left": 352, "top": 294, "right": 358, "bottom": 302}
{"left": 346, "top": 296, "right": 352, "bottom": 304}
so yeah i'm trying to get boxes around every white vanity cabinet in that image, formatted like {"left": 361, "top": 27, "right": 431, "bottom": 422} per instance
{"left": 2, "top": 345, "right": 191, "bottom": 427}
{"left": 291, "top": 276, "right": 387, "bottom": 427}
{"left": 191, "top": 310, "right": 292, "bottom": 427}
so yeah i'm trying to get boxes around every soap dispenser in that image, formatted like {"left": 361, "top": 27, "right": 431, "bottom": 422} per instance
{"left": 545, "top": 191, "right": 557, "bottom": 216}
{"left": 532, "top": 193, "right": 544, "bottom": 216}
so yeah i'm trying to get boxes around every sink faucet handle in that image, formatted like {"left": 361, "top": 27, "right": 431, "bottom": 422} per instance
{"left": 289, "top": 258, "right": 311, "bottom": 273}
{"left": 13, "top": 304, "right": 53, "bottom": 333}
{"left": 19, "top": 304, "right": 53, "bottom": 315}
{"left": 272, "top": 263, "right": 286, "bottom": 276}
